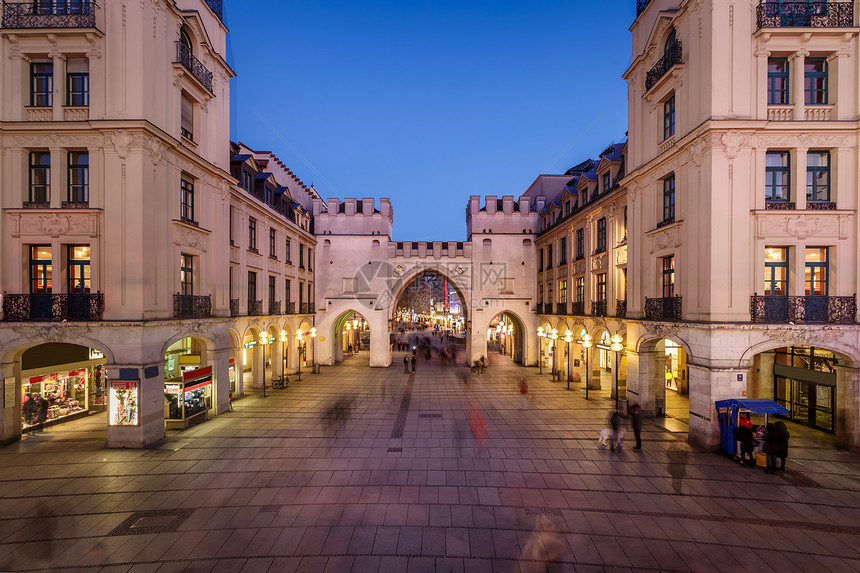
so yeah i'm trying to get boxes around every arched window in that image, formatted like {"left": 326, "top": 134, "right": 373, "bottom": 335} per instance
{"left": 180, "top": 29, "right": 193, "bottom": 55}
{"left": 664, "top": 28, "right": 676, "bottom": 55}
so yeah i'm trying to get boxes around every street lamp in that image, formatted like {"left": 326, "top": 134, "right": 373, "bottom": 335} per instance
{"left": 259, "top": 333, "right": 269, "bottom": 398}
{"left": 309, "top": 327, "right": 317, "bottom": 373}
{"left": 610, "top": 334, "right": 624, "bottom": 412}
{"left": 537, "top": 327, "right": 544, "bottom": 375}
{"left": 550, "top": 328, "right": 558, "bottom": 380}
{"left": 296, "top": 331, "right": 304, "bottom": 382}
{"left": 507, "top": 324, "right": 514, "bottom": 357}
{"left": 582, "top": 333, "right": 592, "bottom": 400}
{"left": 352, "top": 320, "right": 359, "bottom": 353}
{"left": 563, "top": 330, "right": 573, "bottom": 390}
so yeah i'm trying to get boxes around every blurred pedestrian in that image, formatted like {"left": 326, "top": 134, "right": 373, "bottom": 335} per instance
{"left": 518, "top": 377, "right": 528, "bottom": 409}
{"left": 609, "top": 409, "right": 626, "bottom": 452}
{"left": 403, "top": 355, "right": 409, "bottom": 373}
{"left": 736, "top": 423, "right": 755, "bottom": 467}
{"left": 667, "top": 439, "right": 688, "bottom": 494}
{"left": 630, "top": 404, "right": 643, "bottom": 452}
{"left": 35, "top": 395, "right": 48, "bottom": 432}
{"left": 775, "top": 420, "right": 790, "bottom": 471}
{"left": 411, "top": 354, "right": 416, "bottom": 373}
{"left": 763, "top": 422, "right": 779, "bottom": 474}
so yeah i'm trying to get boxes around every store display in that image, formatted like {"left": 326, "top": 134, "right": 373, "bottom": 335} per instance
{"left": 165, "top": 366, "right": 212, "bottom": 427}
{"left": 21, "top": 368, "right": 90, "bottom": 429}
{"left": 109, "top": 381, "right": 139, "bottom": 426}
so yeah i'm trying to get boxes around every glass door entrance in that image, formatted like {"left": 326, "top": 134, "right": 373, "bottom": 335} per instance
{"left": 775, "top": 376, "right": 835, "bottom": 432}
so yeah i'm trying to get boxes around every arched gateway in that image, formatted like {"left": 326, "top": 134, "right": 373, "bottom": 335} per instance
{"left": 313, "top": 196, "right": 542, "bottom": 367}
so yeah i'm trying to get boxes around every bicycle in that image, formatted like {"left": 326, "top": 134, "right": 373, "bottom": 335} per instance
{"left": 271, "top": 375, "right": 289, "bottom": 390}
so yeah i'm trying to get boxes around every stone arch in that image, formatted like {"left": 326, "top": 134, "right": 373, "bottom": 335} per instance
{"left": 390, "top": 265, "right": 470, "bottom": 324}
{"left": 331, "top": 309, "right": 371, "bottom": 364}
{"left": 485, "top": 310, "right": 528, "bottom": 365}
{"left": 3, "top": 334, "right": 115, "bottom": 366}
{"left": 739, "top": 337, "right": 858, "bottom": 369}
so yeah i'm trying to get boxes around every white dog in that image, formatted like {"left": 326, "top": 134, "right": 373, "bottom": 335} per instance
{"left": 598, "top": 427, "right": 626, "bottom": 448}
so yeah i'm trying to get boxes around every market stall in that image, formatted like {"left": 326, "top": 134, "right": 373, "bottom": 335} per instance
{"left": 165, "top": 366, "right": 212, "bottom": 429}
{"left": 715, "top": 398, "right": 789, "bottom": 456}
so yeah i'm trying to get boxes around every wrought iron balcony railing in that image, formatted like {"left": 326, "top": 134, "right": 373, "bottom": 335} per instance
{"left": 766, "top": 201, "right": 796, "bottom": 210}
{"left": 592, "top": 300, "right": 607, "bottom": 317}
{"left": 645, "top": 296, "right": 683, "bottom": 321}
{"left": 3, "top": 292, "right": 104, "bottom": 321}
{"left": 173, "top": 293, "right": 211, "bottom": 319}
{"left": 286, "top": 302, "right": 296, "bottom": 314}
{"left": 646, "top": 41, "right": 683, "bottom": 91}
{"left": 2, "top": 1, "right": 97, "bottom": 29}
{"left": 205, "top": 0, "right": 222, "bottom": 20}
{"left": 300, "top": 303, "right": 310, "bottom": 314}
{"left": 535, "top": 303, "right": 544, "bottom": 314}
{"left": 269, "top": 300, "right": 281, "bottom": 315}
{"left": 756, "top": 1, "right": 854, "bottom": 30}
{"left": 807, "top": 201, "right": 837, "bottom": 210}
{"left": 616, "top": 299, "right": 627, "bottom": 319}
{"left": 230, "top": 298, "right": 239, "bottom": 317}
{"left": 175, "top": 41, "right": 213, "bottom": 92}
{"left": 750, "top": 294, "right": 856, "bottom": 324}
{"left": 571, "top": 301, "right": 585, "bottom": 316}
{"left": 248, "top": 299, "right": 263, "bottom": 316}
{"left": 556, "top": 302, "right": 568, "bottom": 316}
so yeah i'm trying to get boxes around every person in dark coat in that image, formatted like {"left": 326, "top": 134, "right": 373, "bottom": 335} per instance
{"left": 736, "top": 423, "right": 755, "bottom": 467}
{"left": 775, "top": 420, "right": 790, "bottom": 471}
{"left": 411, "top": 354, "right": 416, "bottom": 373}
{"left": 630, "top": 404, "right": 643, "bottom": 452}
{"left": 22, "top": 394, "right": 35, "bottom": 426}
{"left": 403, "top": 355, "right": 409, "bottom": 373}
{"left": 763, "top": 423, "right": 779, "bottom": 474}
{"left": 35, "top": 395, "right": 48, "bottom": 432}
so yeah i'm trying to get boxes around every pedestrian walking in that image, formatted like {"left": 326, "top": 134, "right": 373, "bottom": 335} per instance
{"left": 736, "top": 423, "right": 756, "bottom": 467}
{"left": 609, "top": 409, "right": 626, "bottom": 452}
{"left": 22, "top": 394, "right": 35, "bottom": 426}
{"left": 403, "top": 355, "right": 409, "bottom": 373}
{"left": 518, "top": 377, "right": 528, "bottom": 409}
{"left": 35, "top": 395, "right": 48, "bottom": 432}
{"left": 667, "top": 439, "right": 688, "bottom": 494}
{"left": 763, "top": 423, "right": 779, "bottom": 474}
{"left": 411, "top": 354, "right": 416, "bottom": 373}
{"left": 630, "top": 404, "right": 643, "bottom": 452}
{"left": 775, "top": 420, "right": 790, "bottom": 471}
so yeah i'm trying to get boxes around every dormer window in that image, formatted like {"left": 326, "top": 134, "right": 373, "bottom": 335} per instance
{"left": 603, "top": 172, "right": 611, "bottom": 192}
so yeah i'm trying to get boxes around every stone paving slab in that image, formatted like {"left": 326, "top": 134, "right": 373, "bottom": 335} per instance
{"left": 0, "top": 347, "right": 859, "bottom": 572}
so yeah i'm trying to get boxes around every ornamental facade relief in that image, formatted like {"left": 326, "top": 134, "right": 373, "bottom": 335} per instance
{"left": 8, "top": 211, "right": 99, "bottom": 238}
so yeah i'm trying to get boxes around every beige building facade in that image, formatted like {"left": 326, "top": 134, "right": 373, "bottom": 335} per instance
{"left": 0, "top": 1, "right": 315, "bottom": 448}
{"left": 623, "top": 0, "right": 860, "bottom": 450}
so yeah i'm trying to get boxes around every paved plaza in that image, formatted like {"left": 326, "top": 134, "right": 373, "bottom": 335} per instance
{"left": 1, "top": 350, "right": 860, "bottom": 572}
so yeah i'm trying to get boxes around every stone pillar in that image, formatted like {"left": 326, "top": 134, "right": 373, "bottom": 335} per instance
{"left": 688, "top": 364, "right": 749, "bottom": 451}
{"left": 757, "top": 352, "right": 775, "bottom": 400}
{"left": 209, "top": 348, "right": 230, "bottom": 415}
{"left": 251, "top": 344, "right": 262, "bottom": 389}
{"left": 587, "top": 346, "right": 601, "bottom": 390}
{"left": 755, "top": 48, "right": 770, "bottom": 119}
{"left": 369, "top": 325, "right": 391, "bottom": 367}
{"left": 106, "top": 365, "right": 165, "bottom": 449}
{"left": 834, "top": 364, "right": 859, "bottom": 452}
{"left": 628, "top": 349, "right": 664, "bottom": 416}
{"left": 52, "top": 54, "right": 65, "bottom": 122}
{"left": 790, "top": 49, "right": 808, "bottom": 121}
{"left": 794, "top": 147, "right": 808, "bottom": 210}
{"left": 0, "top": 359, "right": 22, "bottom": 445}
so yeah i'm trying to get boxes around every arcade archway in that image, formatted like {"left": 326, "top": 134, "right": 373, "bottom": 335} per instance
{"left": 488, "top": 312, "right": 526, "bottom": 365}
{"left": 333, "top": 311, "right": 370, "bottom": 365}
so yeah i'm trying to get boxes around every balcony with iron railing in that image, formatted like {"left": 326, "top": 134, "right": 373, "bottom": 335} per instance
{"left": 2, "top": 0, "right": 98, "bottom": 29}
{"left": 175, "top": 41, "right": 213, "bottom": 93}
{"left": 300, "top": 303, "right": 310, "bottom": 314}
{"left": 248, "top": 299, "right": 263, "bottom": 316}
{"left": 616, "top": 299, "right": 627, "bottom": 319}
{"left": 230, "top": 298, "right": 239, "bottom": 317}
{"left": 556, "top": 302, "right": 568, "bottom": 316}
{"left": 645, "top": 41, "right": 683, "bottom": 92}
{"left": 756, "top": 1, "right": 854, "bottom": 30}
{"left": 645, "top": 296, "right": 683, "bottom": 321}
{"left": 750, "top": 294, "right": 856, "bottom": 324}
{"left": 592, "top": 300, "right": 607, "bottom": 317}
{"left": 571, "top": 301, "right": 585, "bottom": 316}
{"left": 286, "top": 302, "right": 296, "bottom": 315}
{"left": 535, "top": 303, "right": 544, "bottom": 314}
{"left": 269, "top": 300, "right": 281, "bottom": 316}
{"left": 2, "top": 292, "right": 103, "bottom": 321}
{"left": 173, "top": 293, "right": 211, "bottom": 319}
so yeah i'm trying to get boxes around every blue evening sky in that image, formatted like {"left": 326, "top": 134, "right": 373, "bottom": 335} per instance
{"left": 225, "top": 1, "right": 632, "bottom": 241}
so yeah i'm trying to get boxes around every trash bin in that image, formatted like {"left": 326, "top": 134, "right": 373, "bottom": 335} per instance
{"left": 655, "top": 397, "right": 665, "bottom": 417}
{"left": 618, "top": 399, "right": 628, "bottom": 414}
{"left": 313, "top": 364, "right": 320, "bottom": 374}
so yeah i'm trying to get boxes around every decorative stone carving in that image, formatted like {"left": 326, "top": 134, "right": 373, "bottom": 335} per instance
{"left": 13, "top": 134, "right": 102, "bottom": 147}
{"left": 174, "top": 224, "right": 209, "bottom": 251}
{"left": 111, "top": 130, "right": 133, "bottom": 159}
{"left": 643, "top": 322, "right": 680, "bottom": 342}
{"left": 573, "top": 260, "right": 586, "bottom": 275}
{"left": 616, "top": 245, "right": 628, "bottom": 266}
{"left": 648, "top": 225, "right": 681, "bottom": 253}
{"left": 755, "top": 213, "right": 850, "bottom": 240}
{"left": 763, "top": 326, "right": 842, "bottom": 348}
{"left": 8, "top": 211, "right": 99, "bottom": 238}
{"left": 752, "top": 134, "right": 850, "bottom": 149}
{"left": 591, "top": 252, "right": 609, "bottom": 271}
{"left": 394, "top": 264, "right": 406, "bottom": 276}
{"left": 13, "top": 325, "right": 91, "bottom": 343}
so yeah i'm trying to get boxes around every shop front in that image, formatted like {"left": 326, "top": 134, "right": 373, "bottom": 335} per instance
{"left": 165, "top": 366, "right": 213, "bottom": 429}
{"left": 773, "top": 346, "right": 837, "bottom": 433}
{"left": 20, "top": 344, "right": 107, "bottom": 432}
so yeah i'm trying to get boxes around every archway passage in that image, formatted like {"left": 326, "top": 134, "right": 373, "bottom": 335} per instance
{"left": 333, "top": 311, "right": 370, "bottom": 365}
{"left": 640, "top": 338, "right": 690, "bottom": 430}
{"left": 16, "top": 343, "right": 108, "bottom": 435}
{"left": 393, "top": 272, "right": 467, "bottom": 367}
{"left": 488, "top": 312, "right": 525, "bottom": 365}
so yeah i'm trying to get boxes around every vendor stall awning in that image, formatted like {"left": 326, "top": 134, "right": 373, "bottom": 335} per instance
{"left": 715, "top": 398, "right": 789, "bottom": 414}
